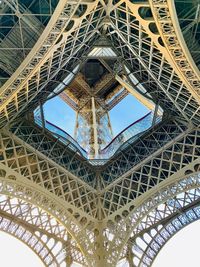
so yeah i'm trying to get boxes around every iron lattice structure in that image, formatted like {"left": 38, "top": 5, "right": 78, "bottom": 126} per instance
{"left": 0, "top": 0, "right": 199, "bottom": 267}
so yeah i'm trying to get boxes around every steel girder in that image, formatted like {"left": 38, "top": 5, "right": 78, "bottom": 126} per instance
{"left": 0, "top": 194, "right": 86, "bottom": 267}
{"left": 4, "top": 116, "right": 199, "bottom": 266}
{"left": 98, "top": 163, "right": 200, "bottom": 266}
{"left": 0, "top": 130, "right": 104, "bottom": 265}
{"left": 100, "top": 118, "right": 188, "bottom": 186}
{"left": 0, "top": 129, "right": 98, "bottom": 218}
{"left": 124, "top": 169, "right": 200, "bottom": 267}
{"left": 0, "top": 172, "right": 92, "bottom": 265}
{"left": 150, "top": 0, "right": 200, "bottom": 102}
{"left": 0, "top": 0, "right": 102, "bottom": 128}
{"left": 0, "top": 0, "right": 199, "bottom": 266}
{"left": 22, "top": 1, "right": 106, "bottom": 117}
{"left": 0, "top": 213, "right": 62, "bottom": 266}
{"left": 9, "top": 117, "right": 200, "bottom": 217}
{"left": 0, "top": 0, "right": 46, "bottom": 81}
{"left": 132, "top": 198, "right": 200, "bottom": 266}
{"left": 10, "top": 120, "right": 97, "bottom": 187}
{"left": 106, "top": 2, "right": 200, "bottom": 125}
{"left": 0, "top": 1, "right": 200, "bottom": 128}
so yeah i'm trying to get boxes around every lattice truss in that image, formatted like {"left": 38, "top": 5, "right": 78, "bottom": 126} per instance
{"left": 0, "top": 0, "right": 199, "bottom": 266}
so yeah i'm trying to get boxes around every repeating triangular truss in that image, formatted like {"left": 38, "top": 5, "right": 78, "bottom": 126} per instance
{"left": 0, "top": 1, "right": 199, "bottom": 266}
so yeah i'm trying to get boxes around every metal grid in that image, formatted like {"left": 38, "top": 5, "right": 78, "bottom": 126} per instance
{"left": 0, "top": 0, "right": 199, "bottom": 266}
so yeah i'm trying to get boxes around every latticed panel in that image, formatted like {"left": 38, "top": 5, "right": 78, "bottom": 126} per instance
{"left": 0, "top": 130, "right": 99, "bottom": 219}
{"left": 0, "top": 1, "right": 106, "bottom": 128}
{"left": 10, "top": 120, "right": 96, "bottom": 186}
{"left": 101, "top": 119, "right": 188, "bottom": 185}
{"left": 126, "top": 177, "right": 200, "bottom": 266}
{"left": 0, "top": 193, "right": 88, "bottom": 266}
{"left": 0, "top": 1, "right": 199, "bottom": 266}
{"left": 108, "top": 1, "right": 200, "bottom": 125}
{"left": 101, "top": 127, "right": 200, "bottom": 216}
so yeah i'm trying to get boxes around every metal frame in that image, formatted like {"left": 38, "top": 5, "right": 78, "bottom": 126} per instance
{"left": 0, "top": 0, "right": 199, "bottom": 266}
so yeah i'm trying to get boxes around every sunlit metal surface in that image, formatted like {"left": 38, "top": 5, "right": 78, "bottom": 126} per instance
{"left": 0, "top": 0, "right": 199, "bottom": 266}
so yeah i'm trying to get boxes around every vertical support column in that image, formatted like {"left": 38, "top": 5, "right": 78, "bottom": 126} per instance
{"left": 91, "top": 96, "right": 99, "bottom": 158}
{"left": 106, "top": 111, "right": 114, "bottom": 139}
{"left": 66, "top": 254, "right": 73, "bottom": 267}
{"left": 74, "top": 111, "right": 79, "bottom": 140}
{"left": 74, "top": 97, "right": 113, "bottom": 159}
{"left": 126, "top": 243, "right": 135, "bottom": 267}
{"left": 152, "top": 102, "right": 159, "bottom": 126}
{"left": 39, "top": 102, "right": 45, "bottom": 130}
{"left": 94, "top": 223, "right": 107, "bottom": 267}
{"left": 127, "top": 247, "right": 134, "bottom": 267}
{"left": 62, "top": 234, "right": 73, "bottom": 267}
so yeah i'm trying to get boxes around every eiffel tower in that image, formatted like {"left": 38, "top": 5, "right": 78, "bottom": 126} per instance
{"left": 0, "top": 0, "right": 200, "bottom": 266}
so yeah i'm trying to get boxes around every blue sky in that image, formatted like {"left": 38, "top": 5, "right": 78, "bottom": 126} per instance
{"left": 109, "top": 94, "right": 149, "bottom": 135}
{"left": 44, "top": 96, "right": 76, "bottom": 136}
{"left": 44, "top": 94, "right": 149, "bottom": 138}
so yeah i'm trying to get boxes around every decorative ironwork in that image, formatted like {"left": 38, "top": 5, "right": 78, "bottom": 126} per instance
{"left": 0, "top": 1, "right": 199, "bottom": 266}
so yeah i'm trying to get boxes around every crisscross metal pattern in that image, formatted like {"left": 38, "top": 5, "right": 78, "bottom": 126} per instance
{"left": 0, "top": 0, "right": 199, "bottom": 266}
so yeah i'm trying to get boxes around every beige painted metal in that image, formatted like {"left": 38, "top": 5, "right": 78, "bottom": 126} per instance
{"left": 115, "top": 74, "right": 157, "bottom": 112}
{"left": 0, "top": 0, "right": 98, "bottom": 127}
{"left": 124, "top": 0, "right": 200, "bottom": 107}
{"left": 150, "top": 0, "right": 200, "bottom": 101}
{"left": 0, "top": 122, "right": 199, "bottom": 266}
{"left": 91, "top": 97, "right": 99, "bottom": 159}
{"left": 0, "top": 1, "right": 200, "bottom": 266}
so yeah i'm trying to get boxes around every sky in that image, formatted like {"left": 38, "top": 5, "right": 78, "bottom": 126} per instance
{"left": 43, "top": 94, "right": 149, "bottom": 138}
{"left": 0, "top": 231, "right": 44, "bottom": 267}
{"left": 32, "top": 90, "right": 200, "bottom": 267}
{"left": 1, "top": 220, "right": 200, "bottom": 266}
{"left": 152, "top": 220, "right": 200, "bottom": 267}
{"left": 109, "top": 94, "right": 149, "bottom": 135}
{"left": 44, "top": 96, "right": 76, "bottom": 137}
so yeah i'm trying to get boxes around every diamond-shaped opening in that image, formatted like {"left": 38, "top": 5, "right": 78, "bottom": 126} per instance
{"left": 34, "top": 44, "right": 163, "bottom": 161}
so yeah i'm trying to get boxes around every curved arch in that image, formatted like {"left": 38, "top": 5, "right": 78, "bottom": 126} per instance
{"left": 150, "top": 0, "right": 200, "bottom": 102}
{"left": 0, "top": 170, "right": 91, "bottom": 266}
{"left": 110, "top": 169, "right": 200, "bottom": 266}
{"left": 132, "top": 195, "right": 200, "bottom": 266}
{"left": 120, "top": 170, "right": 200, "bottom": 266}
{"left": 118, "top": 0, "right": 200, "bottom": 125}
{"left": 131, "top": 172, "right": 200, "bottom": 230}
{"left": 0, "top": 193, "right": 87, "bottom": 267}
{"left": 1, "top": 0, "right": 74, "bottom": 95}
{"left": 109, "top": 0, "right": 197, "bottom": 125}
{"left": 107, "top": 162, "right": 200, "bottom": 266}
{"left": 0, "top": 0, "right": 99, "bottom": 128}
{"left": 0, "top": 216, "right": 58, "bottom": 267}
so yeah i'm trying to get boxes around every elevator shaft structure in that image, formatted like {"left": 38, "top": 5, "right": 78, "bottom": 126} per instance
{"left": 0, "top": 0, "right": 200, "bottom": 266}
{"left": 59, "top": 60, "right": 128, "bottom": 159}
{"left": 74, "top": 96, "right": 113, "bottom": 158}
{"left": 59, "top": 58, "right": 158, "bottom": 159}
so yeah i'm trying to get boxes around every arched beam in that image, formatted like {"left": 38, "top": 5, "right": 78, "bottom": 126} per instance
{"left": 108, "top": 1, "right": 200, "bottom": 124}
{"left": 134, "top": 201, "right": 200, "bottom": 266}
{"left": 124, "top": 169, "right": 200, "bottom": 265}
{"left": 100, "top": 122, "right": 199, "bottom": 213}
{"left": 0, "top": 167, "right": 93, "bottom": 266}
{"left": 150, "top": 0, "right": 200, "bottom": 103}
{"left": 101, "top": 158, "right": 200, "bottom": 266}
{"left": 0, "top": 194, "right": 86, "bottom": 266}
{"left": 0, "top": 0, "right": 100, "bottom": 128}
{"left": 0, "top": 193, "right": 88, "bottom": 267}
{"left": 0, "top": 128, "right": 98, "bottom": 216}
{"left": 0, "top": 215, "right": 60, "bottom": 267}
